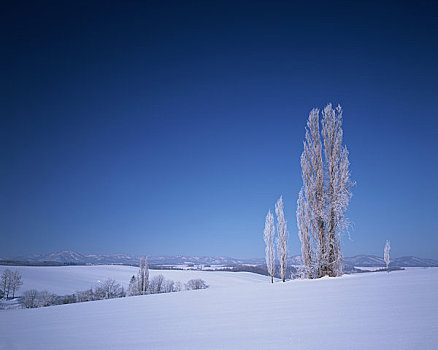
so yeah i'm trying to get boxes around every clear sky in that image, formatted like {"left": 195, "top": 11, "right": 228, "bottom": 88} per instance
{"left": 2, "top": 0, "right": 437, "bottom": 259}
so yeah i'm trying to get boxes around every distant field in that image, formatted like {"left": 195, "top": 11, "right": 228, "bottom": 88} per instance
{"left": 0, "top": 265, "right": 269, "bottom": 296}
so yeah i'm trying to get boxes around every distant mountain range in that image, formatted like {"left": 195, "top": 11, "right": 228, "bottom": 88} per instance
{"left": 343, "top": 255, "right": 438, "bottom": 267}
{"left": 2, "top": 250, "right": 438, "bottom": 267}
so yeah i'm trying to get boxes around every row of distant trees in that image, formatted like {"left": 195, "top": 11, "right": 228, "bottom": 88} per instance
{"left": 127, "top": 257, "right": 208, "bottom": 296}
{"left": 1, "top": 269, "right": 23, "bottom": 298}
{"left": 17, "top": 258, "right": 207, "bottom": 309}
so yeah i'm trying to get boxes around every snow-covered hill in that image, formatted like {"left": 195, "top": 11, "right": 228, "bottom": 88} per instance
{"left": 0, "top": 268, "right": 437, "bottom": 349}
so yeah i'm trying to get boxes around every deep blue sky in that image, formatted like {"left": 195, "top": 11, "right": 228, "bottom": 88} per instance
{"left": 1, "top": 0, "right": 437, "bottom": 258}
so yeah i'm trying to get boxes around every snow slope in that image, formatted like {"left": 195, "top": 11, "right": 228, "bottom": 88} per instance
{"left": 0, "top": 268, "right": 437, "bottom": 349}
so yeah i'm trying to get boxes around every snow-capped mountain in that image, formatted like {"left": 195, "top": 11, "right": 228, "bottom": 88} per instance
{"left": 3, "top": 251, "right": 438, "bottom": 267}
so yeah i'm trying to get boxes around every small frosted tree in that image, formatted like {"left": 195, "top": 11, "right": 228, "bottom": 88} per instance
{"left": 384, "top": 240, "right": 391, "bottom": 273}
{"left": 137, "top": 257, "right": 149, "bottom": 295}
{"left": 37, "top": 290, "right": 57, "bottom": 307}
{"left": 263, "top": 210, "right": 275, "bottom": 283}
{"left": 185, "top": 279, "right": 208, "bottom": 290}
{"left": 275, "top": 196, "right": 288, "bottom": 282}
{"left": 127, "top": 275, "right": 139, "bottom": 296}
{"left": 149, "top": 274, "right": 165, "bottom": 294}
{"left": 23, "top": 289, "right": 39, "bottom": 308}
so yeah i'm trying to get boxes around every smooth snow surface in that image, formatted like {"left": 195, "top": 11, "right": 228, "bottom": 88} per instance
{"left": 1, "top": 267, "right": 437, "bottom": 349}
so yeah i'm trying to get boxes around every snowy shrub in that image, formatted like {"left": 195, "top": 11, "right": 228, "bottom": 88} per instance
{"left": 185, "top": 279, "right": 208, "bottom": 290}
{"left": 37, "top": 290, "right": 57, "bottom": 307}
{"left": 173, "top": 281, "right": 183, "bottom": 292}
{"left": 149, "top": 274, "right": 165, "bottom": 294}
{"left": 162, "top": 279, "right": 175, "bottom": 293}
{"left": 23, "top": 289, "right": 39, "bottom": 308}
{"left": 59, "top": 294, "right": 76, "bottom": 305}
{"left": 75, "top": 288, "right": 94, "bottom": 302}
{"left": 94, "top": 279, "right": 123, "bottom": 299}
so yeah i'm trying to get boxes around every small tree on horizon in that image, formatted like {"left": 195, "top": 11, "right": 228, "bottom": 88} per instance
{"left": 384, "top": 240, "right": 391, "bottom": 273}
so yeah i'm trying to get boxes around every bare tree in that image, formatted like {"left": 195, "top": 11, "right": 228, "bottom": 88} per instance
{"left": 10, "top": 271, "right": 23, "bottom": 298}
{"left": 162, "top": 279, "right": 175, "bottom": 293}
{"left": 263, "top": 210, "right": 275, "bottom": 283}
{"left": 23, "top": 289, "right": 39, "bottom": 308}
{"left": 137, "top": 257, "right": 149, "bottom": 295}
{"left": 297, "top": 104, "right": 354, "bottom": 278}
{"left": 95, "top": 279, "right": 123, "bottom": 299}
{"left": 1, "top": 269, "right": 12, "bottom": 298}
{"left": 384, "top": 240, "right": 391, "bottom": 273}
{"left": 1, "top": 269, "right": 22, "bottom": 298}
{"left": 149, "top": 274, "right": 165, "bottom": 294}
{"left": 275, "top": 196, "right": 288, "bottom": 282}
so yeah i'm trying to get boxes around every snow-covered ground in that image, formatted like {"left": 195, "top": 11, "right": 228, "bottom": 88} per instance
{"left": 0, "top": 267, "right": 437, "bottom": 349}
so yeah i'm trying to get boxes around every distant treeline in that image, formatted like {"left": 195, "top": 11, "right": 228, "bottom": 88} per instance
{"left": 0, "top": 260, "right": 81, "bottom": 266}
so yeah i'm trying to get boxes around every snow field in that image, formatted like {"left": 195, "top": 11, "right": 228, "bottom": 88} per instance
{"left": 0, "top": 267, "right": 437, "bottom": 349}
{"left": 0, "top": 265, "right": 268, "bottom": 295}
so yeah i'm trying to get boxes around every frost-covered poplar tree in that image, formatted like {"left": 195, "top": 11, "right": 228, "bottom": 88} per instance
{"left": 297, "top": 189, "right": 312, "bottom": 278}
{"left": 263, "top": 210, "right": 275, "bottom": 283}
{"left": 144, "top": 257, "right": 149, "bottom": 292}
{"left": 275, "top": 196, "right": 288, "bottom": 282}
{"left": 384, "top": 240, "right": 391, "bottom": 273}
{"left": 297, "top": 104, "right": 354, "bottom": 278}
{"left": 137, "top": 257, "right": 149, "bottom": 295}
{"left": 137, "top": 257, "right": 145, "bottom": 294}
